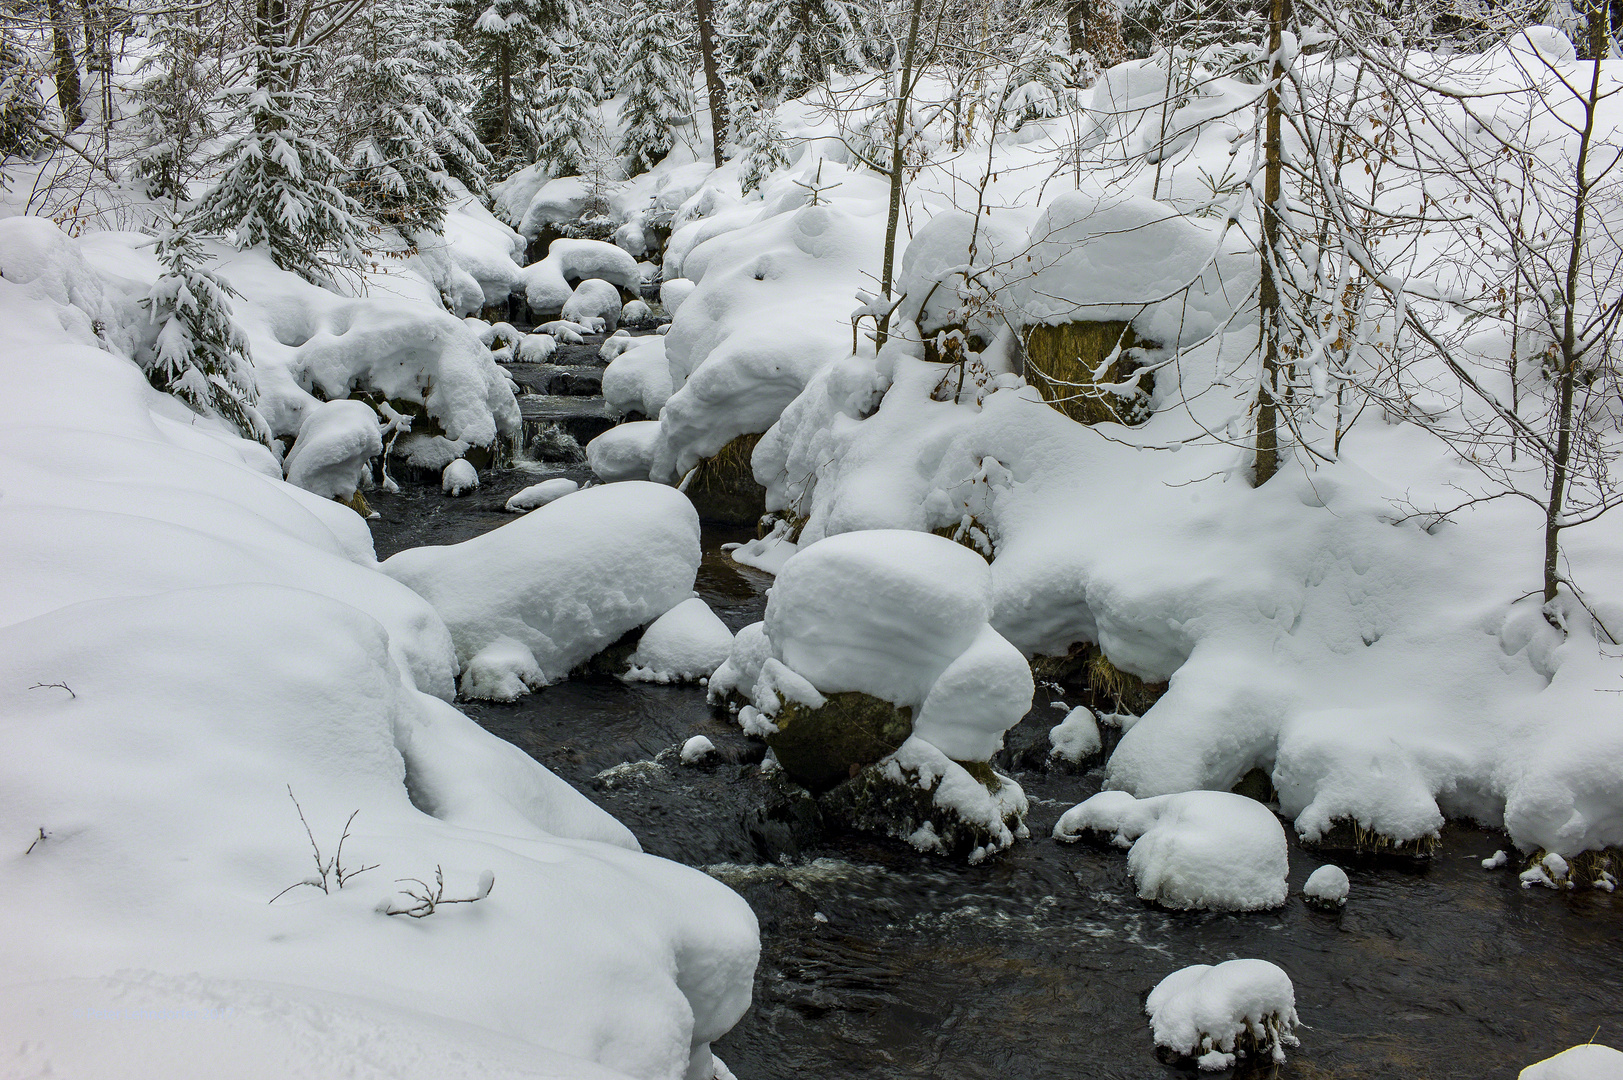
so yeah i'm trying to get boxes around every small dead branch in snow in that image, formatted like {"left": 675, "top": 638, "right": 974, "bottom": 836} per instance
{"left": 269, "top": 787, "right": 377, "bottom": 903}
{"left": 25, "top": 828, "right": 48, "bottom": 854}
{"left": 379, "top": 865, "right": 495, "bottom": 918}
{"left": 28, "top": 682, "right": 75, "bottom": 699}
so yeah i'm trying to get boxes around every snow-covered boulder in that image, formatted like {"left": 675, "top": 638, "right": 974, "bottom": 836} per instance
{"left": 600, "top": 330, "right": 636, "bottom": 360}
{"left": 516, "top": 332, "right": 556, "bottom": 362}
{"left": 535, "top": 320, "right": 588, "bottom": 344}
{"left": 895, "top": 209, "right": 1022, "bottom": 342}
{"left": 660, "top": 277, "right": 696, "bottom": 317}
{"left": 381, "top": 482, "right": 701, "bottom": 698}
{"left": 1303, "top": 864, "right": 1349, "bottom": 908}
{"left": 1520, "top": 1044, "right": 1623, "bottom": 1079}
{"left": 441, "top": 458, "right": 478, "bottom": 496}
{"left": 622, "top": 299, "right": 656, "bottom": 328}
{"left": 1054, "top": 790, "right": 1289, "bottom": 911}
{"left": 681, "top": 735, "right": 717, "bottom": 764}
{"left": 509, "top": 175, "right": 593, "bottom": 237}
{"left": 604, "top": 338, "right": 675, "bottom": 418}
{"left": 520, "top": 239, "right": 639, "bottom": 321}
{"left": 586, "top": 421, "right": 663, "bottom": 482}
{"left": 1048, "top": 705, "right": 1103, "bottom": 765}
{"left": 562, "top": 279, "right": 625, "bottom": 331}
{"left": 504, "top": 477, "right": 579, "bottom": 512}
{"left": 283, "top": 399, "right": 381, "bottom": 502}
{"left": 1146, "top": 960, "right": 1300, "bottom": 1071}
{"left": 626, "top": 597, "right": 735, "bottom": 683}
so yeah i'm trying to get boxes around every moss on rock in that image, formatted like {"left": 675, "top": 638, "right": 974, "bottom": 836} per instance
{"left": 684, "top": 432, "right": 767, "bottom": 525}
{"left": 820, "top": 754, "right": 1026, "bottom": 861}
{"left": 765, "top": 690, "right": 914, "bottom": 792}
{"left": 1023, "top": 320, "right": 1157, "bottom": 426}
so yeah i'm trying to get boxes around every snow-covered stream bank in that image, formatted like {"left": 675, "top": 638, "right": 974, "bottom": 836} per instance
{"left": 369, "top": 471, "right": 1623, "bottom": 1080}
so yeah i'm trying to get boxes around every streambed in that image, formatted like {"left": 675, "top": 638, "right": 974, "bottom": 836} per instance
{"left": 367, "top": 459, "right": 1621, "bottom": 1080}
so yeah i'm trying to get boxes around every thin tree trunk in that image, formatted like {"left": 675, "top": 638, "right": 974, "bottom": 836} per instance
{"left": 498, "top": 40, "right": 512, "bottom": 155}
{"left": 46, "top": 0, "right": 83, "bottom": 131}
{"left": 1253, "top": 0, "right": 1285, "bottom": 485}
{"left": 1542, "top": 31, "right": 1603, "bottom": 608}
{"left": 1066, "top": 0, "right": 1086, "bottom": 53}
{"left": 876, "top": 0, "right": 925, "bottom": 349}
{"left": 695, "top": 0, "right": 726, "bottom": 169}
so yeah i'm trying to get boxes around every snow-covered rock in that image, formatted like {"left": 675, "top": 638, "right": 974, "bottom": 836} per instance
{"left": 604, "top": 338, "right": 675, "bottom": 418}
{"left": 1146, "top": 960, "right": 1300, "bottom": 1071}
{"left": 382, "top": 482, "right": 701, "bottom": 697}
{"left": 622, "top": 299, "right": 655, "bottom": 328}
{"left": 1520, "top": 1044, "right": 1623, "bottom": 1080}
{"left": 283, "top": 399, "right": 381, "bottom": 501}
{"left": 587, "top": 421, "right": 664, "bottom": 482}
{"left": 504, "top": 477, "right": 578, "bottom": 512}
{"left": 535, "top": 320, "right": 589, "bottom": 344}
{"left": 441, "top": 458, "right": 478, "bottom": 496}
{"left": 563, "top": 279, "right": 626, "bottom": 331}
{"left": 626, "top": 597, "right": 735, "bottom": 683}
{"left": 764, "top": 530, "right": 1032, "bottom": 762}
{"left": 600, "top": 330, "right": 637, "bottom": 360}
{"left": 1303, "top": 864, "right": 1350, "bottom": 908}
{"left": 516, "top": 332, "right": 556, "bottom": 362}
{"left": 727, "top": 524, "right": 798, "bottom": 575}
{"left": 522, "top": 239, "right": 642, "bottom": 320}
{"left": 1054, "top": 790, "right": 1289, "bottom": 911}
{"left": 1048, "top": 706, "right": 1103, "bottom": 764}
{"left": 660, "top": 277, "right": 696, "bottom": 317}
{"left": 681, "top": 735, "right": 717, "bottom": 764}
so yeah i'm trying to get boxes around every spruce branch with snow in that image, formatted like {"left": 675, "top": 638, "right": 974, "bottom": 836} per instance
{"left": 616, "top": 0, "right": 693, "bottom": 174}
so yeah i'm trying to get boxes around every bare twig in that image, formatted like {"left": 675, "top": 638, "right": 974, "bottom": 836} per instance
{"left": 28, "top": 682, "right": 76, "bottom": 699}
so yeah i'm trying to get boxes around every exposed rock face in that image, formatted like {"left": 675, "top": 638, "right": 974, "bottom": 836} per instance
{"left": 684, "top": 431, "right": 767, "bottom": 525}
{"left": 1022, "top": 320, "right": 1157, "bottom": 426}
{"left": 765, "top": 690, "right": 913, "bottom": 792}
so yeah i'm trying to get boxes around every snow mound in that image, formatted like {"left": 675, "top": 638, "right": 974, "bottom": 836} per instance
{"left": 1303, "top": 865, "right": 1349, "bottom": 907}
{"left": 727, "top": 524, "right": 798, "bottom": 575}
{"left": 601, "top": 330, "right": 638, "bottom": 360}
{"left": 1048, "top": 706, "right": 1103, "bottom": 764}
{"left": 505, "top": 478, "right": 579, "bottom": 512}
{"left": 604, "top": 338, "right": 675, "bottom": 418}
{"left": 382, "top": 482, "right": 701, "bottom": 696}
{"left": 442, "top": 458, "right": 478, "bottom": 496}
{"left": 763, "top": 530, "right": 1032, "bottom": 761}
{"left": 587, "top": 421, "right": 664, "bottom": 482}
{"left": 516, "top": 333, "right": 557, "bottom": 362}
{"left": 626, "top": 597, "right": 735, "bottom": 684}
{"left": 283, "top": 399, "right": 382, "bottom": 501}
{"left": 564, "top": 279, "right": 626, "bottom": 330}
{"left": 1520, "top": 1044, "right": 1623, "bottom": 1080}
{"left": 522, "top": 239, "right": 641, "bottom": 320}
{"left": 409, "top": 182, "right": 527, "bottom": 315}
{"left": 660, "top": 277, "right": 696, "bottom": 316}
{"left": 622, "top": 299, "right": 655, "bottom": 328}
{"left": 1054, "top": 790, "right": 1289, "bottom": 911}
{"left": 894, "top": 209, "right": 1022, "bottom": 341}
{"left": 1146, "top": 960, "right": 1300, "bottom": 1071}
{"left": 681, "top": 736, "right": 717, "bottom": 764}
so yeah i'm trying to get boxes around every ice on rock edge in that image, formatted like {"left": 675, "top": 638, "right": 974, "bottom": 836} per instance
{"left": 1055, "top": 790, "right": 1289, "bottom": 911}
{"left": 1146, "top": 960, "right": 1300, "bottom": 1072}
{"left": 626, "top": 597, "right": 735, "bottom": 684}
{"left": 383, "top": 482, "right": 701, "bottom": 697}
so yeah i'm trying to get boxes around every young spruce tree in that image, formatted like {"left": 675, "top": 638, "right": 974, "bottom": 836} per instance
{"left": 129, "top": 9, "right": 217, "bottom": 204}
{"left": 617, "top": 0, "right": 691, "bottom": 174}
{"left": 142, "top": 223, "right": 271, "bottom": 445}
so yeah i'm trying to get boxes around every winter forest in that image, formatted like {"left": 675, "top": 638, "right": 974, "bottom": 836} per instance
{"left": 2, "top": 0, "right": 1622, "bottom": 1073}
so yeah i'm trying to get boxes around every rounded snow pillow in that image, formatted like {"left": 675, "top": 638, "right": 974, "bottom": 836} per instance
{"left": 442, "top": 458, "right": 478, "bottom": 496}
{"left": 562, "top": 279, "right": 624, "bottom": 331}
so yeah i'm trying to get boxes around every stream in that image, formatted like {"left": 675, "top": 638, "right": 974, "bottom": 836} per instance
{"left": 366, "top": 331, "right": 1623, "bottom": 1080}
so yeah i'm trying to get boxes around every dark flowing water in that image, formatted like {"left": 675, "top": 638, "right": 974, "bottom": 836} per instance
{"left": 368, "top": 459, "right": 1623, "bottom": 1080}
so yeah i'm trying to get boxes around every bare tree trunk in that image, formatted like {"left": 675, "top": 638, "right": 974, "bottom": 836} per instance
{"left": 1066, "top": 0, "right": 1085, "bottom": 53}
{"left": 695, "top": 0, "right": 726, "bottom": 169}
{"left": 876, "top": 0, "right": 925, "bottom": 349}
{"left": 46, "top": 0, "right": 83, "bottom": 131}
{"left": 1253, "top": 0, "right": 1286, "bottom": 485}
{"left": 1542, "top": 37, "right": 1603, "bottom": 607}
{"left": 498, "top": 40, "right": 512, "bottom": 155}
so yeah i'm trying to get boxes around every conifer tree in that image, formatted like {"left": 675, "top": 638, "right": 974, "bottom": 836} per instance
{"left": 471, "top": 0, "right": 567, "bottom": 163}
{"left": 533, "top": 34, "right": 603, "bottom": 177}
{"left": 0, "top": 28, "right": 46, "bottom": 158}
{"left": 736, "top": 0, "right": 869, "bottom": 98}
{"left": 726, "top": 76, "right": 787, "bottom": 193}
{"left": 129, "top": 9, "right": 217, "bottom": 204}
{"left": 141, "top": 223, "right": 271, "bottom": 445}
{"left": 617, "top": 0, "right": 691, "bottom": 174}
{"left": 187, "top": 29, "right": 371, "bottom": 283}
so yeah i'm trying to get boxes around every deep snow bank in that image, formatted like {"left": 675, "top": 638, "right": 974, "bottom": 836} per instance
{"left": 0, "top": 221, "right": 756, "bottom": 1080}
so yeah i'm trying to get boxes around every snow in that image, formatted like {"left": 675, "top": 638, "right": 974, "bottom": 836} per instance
{"left": 1519, "top": 1045, "right": 1623, "bottom": 1080}
{"left": 441, "top": 458, "right": 478, "bottom": 496}
{"left": 761, "top": 530, "right": 1033, "bottom": 761}
{"left": 727, "top": 525, "right": 799, "bottom": 575}
{"left": 1054, "top": 791, "right": 1289, "bottom": 911}
{"left": 0, "top": 230, "right": 758, "bottom": 1080}
{"left": 522, "top": 239, "right": 643, "bottom": 320}
{"left": 626, "top": 597, "right": 735, "bottom": 684}
{"left": 283, "top": 399, "right": 382, "bottom": 501}
{"left": 382, "top": 482, "right": 701, "bottom": 699}
{"left": 1048, "top": 706, "right": 1103, "bottom": 764}
{"left": 622, "top": 299, "right": 655, "bottom": 327}
{"left": 1146, "top": 960, "right": 1300, "bottom": 1071}
{"left": 505, "top": 477, "right": 580, "bottom": 512}
{"left": 1302, "top": 865, "right": 1350, "bottom": 907}
{"left": 660, "top": 277, "right": 696, "bottom": 316}
{"left": 604, "top": 337, "right": 675, "bottom": 418}
{"left": 408, "top": 182, "right": 527, "bottom": 315}
{"left": 587, "top": 421, "right": 664, "bottom": 482}
{"left": 563, "top": 279, "right": 628, "bottom": 330}
{"left": 680, "top": 736, "right": 717, "bottom": 764}
{"left": 879, "top": 736, "right": 1031, "bottom": 862}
